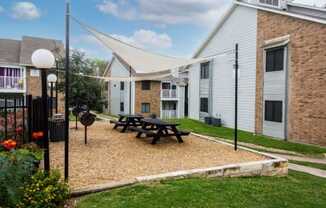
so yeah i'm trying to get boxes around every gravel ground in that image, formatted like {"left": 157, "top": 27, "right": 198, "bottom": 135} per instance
{"left": 50, "top": 121, "right": 266, "bottom": 189}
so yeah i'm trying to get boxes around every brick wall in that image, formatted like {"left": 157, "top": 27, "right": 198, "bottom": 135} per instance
{"left": 256, "top": 11, "right": 326, "bottom": 146}
{"left": 134, "top": 81, "right": 161, "bottom": 117}
{"left": 26, "top": 67, "right": 65, "bottom": 113}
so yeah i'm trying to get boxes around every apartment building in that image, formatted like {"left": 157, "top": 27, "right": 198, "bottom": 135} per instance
{"left": 0, "top": 36, "right": 64, "bottom": 111}
{"left": 106, "top": 55, "right": 187, "bottom": 119}
{"left": 188, "top": 0, "right": 326, "bottom": 146}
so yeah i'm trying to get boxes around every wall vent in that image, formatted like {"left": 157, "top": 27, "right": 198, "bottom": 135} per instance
{"left": 258, "top": 0, "right": 288, "bottom": 10}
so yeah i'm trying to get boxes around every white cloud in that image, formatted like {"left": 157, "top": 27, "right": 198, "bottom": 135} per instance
{"left": 112, "top": 29, "right": 173, "bottom": 49}
{"left": 96, "top": 0, "right": 231, "bottom": 28}
{"left": 12, "top": 2, "right": 41, "bottom": 20}
{"left": 96, "top": 0, "right": 136, "bottom": 20}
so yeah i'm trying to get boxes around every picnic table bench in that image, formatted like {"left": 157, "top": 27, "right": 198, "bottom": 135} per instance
{"left": 132, "top": 118, "right": 190, "bottom": 144}
{"left": 111, "top": 114, "right": 143, "bottom": 132}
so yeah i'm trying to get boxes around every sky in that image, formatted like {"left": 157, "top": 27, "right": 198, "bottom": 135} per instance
{"left": 0, "top": 0, "right": 233, "bottom": 61}
{"left": 0, "top": 0, "right": 324, "bottom": 61}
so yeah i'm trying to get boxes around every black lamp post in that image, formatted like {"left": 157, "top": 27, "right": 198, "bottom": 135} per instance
{"left": 31, "top": 49, "right": 56, "bottom": 172}
{"left": 47, "top": 74, "right": 58, "bottom": 117}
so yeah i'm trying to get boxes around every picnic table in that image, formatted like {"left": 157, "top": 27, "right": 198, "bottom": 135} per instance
{"left": 110, "top": 114, "right": 144, "bottom": 132}
{"left": 131, "top": 118, "right": 190, "bottom": 144}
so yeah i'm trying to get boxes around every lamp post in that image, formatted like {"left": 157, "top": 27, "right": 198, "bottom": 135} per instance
{"left": 31, "top": 49, "right": 55, "bottom": 172}
{"left": 47, "top": 74, "right": 58, "bottom": 117}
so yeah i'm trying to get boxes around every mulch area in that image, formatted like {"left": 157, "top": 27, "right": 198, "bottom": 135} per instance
{"left": 50, "top": 121, "right": 266, "bottom": 189}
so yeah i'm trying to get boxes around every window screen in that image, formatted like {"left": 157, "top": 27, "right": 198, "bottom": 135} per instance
{"left": 265, "top": 100, "right": 282, "bottom": 122}
{"left": 200, "top": 62, "right": 210, "bottom": 79}
{"left": 200, "top": 98, "right": 209, "bottom": 113}
{"left": 141, "top": 103, "right": 150, "bottom": 113}
{"left": 266, "top": 47, "right": 284, "bottom": 72}
{"left": 141, "top": 81, "right": 151, "bottom": 90}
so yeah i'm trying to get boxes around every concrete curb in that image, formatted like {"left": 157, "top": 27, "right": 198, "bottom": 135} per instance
{"left": 71, "top": 180, "right": 136, "bottom": 197}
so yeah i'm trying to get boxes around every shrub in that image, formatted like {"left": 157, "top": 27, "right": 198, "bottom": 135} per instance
{"left": 0, "top": 148, "right": 42, "bottom": 207}
{"left": 18, "top": 170, "right": 69, "bottom": 208}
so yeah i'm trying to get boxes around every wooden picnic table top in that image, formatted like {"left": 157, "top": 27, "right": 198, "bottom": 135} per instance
{"left": 142, "top": 118, "right": 179, "bottom": 127}
{"left": 118, "top": 114, "right": 144, "bottom": 119}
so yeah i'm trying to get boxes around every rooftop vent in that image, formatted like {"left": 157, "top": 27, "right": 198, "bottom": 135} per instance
{"left": 258, "top": 0, "right": 288, "bottom": 10}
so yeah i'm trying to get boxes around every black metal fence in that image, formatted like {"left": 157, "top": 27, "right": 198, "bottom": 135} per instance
{"left": 0, "top": 94, "right": 32, "bottom": 144}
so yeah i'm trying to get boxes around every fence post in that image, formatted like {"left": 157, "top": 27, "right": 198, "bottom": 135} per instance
{"left": 27, "top": 95, "right": 33, "bottom": 143}
{"left": 4, "top": 96, "right": 7, "bottom": 140}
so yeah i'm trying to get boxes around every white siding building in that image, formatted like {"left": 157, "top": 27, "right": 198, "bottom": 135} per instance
{"left": 107, "top": 55, "right": 186, "bottom": 118}
{"left": 188, "top": 5, "right": 257, "bottom": 132}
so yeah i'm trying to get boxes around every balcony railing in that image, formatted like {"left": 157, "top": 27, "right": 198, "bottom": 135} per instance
{"left": 161, "top": 110, "right": 177, "bottom": 119}
{"left": 161, "top": 89, "right": 177, "bottom": 99}
{"left": 0, "top": 76, "right": 24, "bottom": 91}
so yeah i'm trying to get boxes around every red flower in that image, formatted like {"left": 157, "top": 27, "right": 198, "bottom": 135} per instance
{"left": 2, "top": 139, "right": 17, "bottom": 151}
{"left": 32, "top": 131, "right": 44, "bottom": 140}
{"left": 16, "top": 126, "right": 23, "bottom": 134}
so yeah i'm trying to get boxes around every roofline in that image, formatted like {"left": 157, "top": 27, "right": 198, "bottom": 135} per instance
{"left": 22, "top": 36, "right": 63, "bottom": 44}
{"left": 103, "top": 57, "right": 115, "bottom": 77}
{"left": 193, "top": 3, "right": 237, "bottom": 58}
{"left": 236, "top": 1, "right": 326, "bottom": 25}
{"left": 192, "top": 0, "right": 326, "bottom": 58}
{"left": 287, "top": 2, "right": 326, "bottom": 12}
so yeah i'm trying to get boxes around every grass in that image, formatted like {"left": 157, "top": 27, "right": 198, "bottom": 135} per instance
{"left": 77, "top": 171, "right": 326, "bottom": 208}
{"left": 290, "top": 160, "right": 326, "bottom": 171}
{"left": 172, "top": 118, "right": 326, "bottom": 156}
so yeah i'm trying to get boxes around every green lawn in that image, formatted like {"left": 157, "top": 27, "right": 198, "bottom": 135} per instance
{"left": 77, "top": 171, "right": 326, "bottom": 208}
{"left": 290, "top": 160, "right": 326, "bottom": 171}
{"left": 172, "top": 119, "right": 326, "bottom": 156}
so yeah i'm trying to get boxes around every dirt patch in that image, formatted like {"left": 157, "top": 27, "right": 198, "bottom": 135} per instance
{"left": 50, "top": 121, "right": 266, "bottom": 189}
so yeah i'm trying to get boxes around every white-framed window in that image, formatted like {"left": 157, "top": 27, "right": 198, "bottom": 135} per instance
{"left": 30, "top": 69, "right": 40, "bottom": 77}
{"left": 200, "top": 62, "right": 210, "bottom": 79}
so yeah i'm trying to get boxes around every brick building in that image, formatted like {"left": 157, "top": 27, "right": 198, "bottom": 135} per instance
{"left": 0, "top": 36, "right": 65, "bottom": 112}
{"left": 189, "top": 0, "right": 326, "bottom": 146}
{"left": 105, "top": 55, "right": 187, "bottom": 119}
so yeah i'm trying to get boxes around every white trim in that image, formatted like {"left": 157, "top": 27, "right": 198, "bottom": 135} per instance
{"left": 287, "top": 2, "right": 326, "bottom": 12}
{"left": 236, "top": 1, "right": 326, "bottom": 25}
{"left": 193, "top": 4, "right": 237, "bottom": 58}
{"left": 262, "top": 35, "right": 290, "bottom": 49}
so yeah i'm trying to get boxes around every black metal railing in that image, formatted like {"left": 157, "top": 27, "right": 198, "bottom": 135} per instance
{"left": 0, "top": 94, "right": 32, "bottom": 144}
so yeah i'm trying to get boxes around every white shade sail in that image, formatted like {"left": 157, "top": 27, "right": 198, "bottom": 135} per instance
{"left": 76, "top": 18, "right": 206, "bottom": 74}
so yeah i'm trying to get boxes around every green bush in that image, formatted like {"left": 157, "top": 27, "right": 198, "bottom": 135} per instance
{"left": 0, "top": 148, "right": 41, "bottom": 207}
{"left": 17, "top": 170, "right": 69, "bottom": 208}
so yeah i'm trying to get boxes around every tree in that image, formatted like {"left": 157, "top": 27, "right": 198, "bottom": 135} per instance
{"left": 57, "top": 50, "right": 108, "bottom": 113}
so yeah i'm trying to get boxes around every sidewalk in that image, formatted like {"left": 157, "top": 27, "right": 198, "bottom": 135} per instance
{"left": 288, "top": 163, "right": 326, "bottom": 178}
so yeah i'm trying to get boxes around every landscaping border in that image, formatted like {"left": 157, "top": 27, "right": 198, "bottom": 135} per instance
{"left": 71, "top": 133, "right": 288, "bottom": 197}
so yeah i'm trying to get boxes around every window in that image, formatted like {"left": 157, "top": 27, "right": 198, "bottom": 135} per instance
{"left": 265, "top": 101, "right": 282, "bottom": 122}
{"left": 120, "top": 102, "right": 124, "bottom": 112}
{"left": 120, "top": 82, "right": 125, "bottom": 91}
{"left": 266, "top": 47, "right": 284, "bottom": 72}
{"left": 200, "top": 62, "right": 210, "bottom": 79}
{"left": 200, "top": 97, "right": 209, "bottom": 113}
{"left": 141, "top": 103, "right": 150, "bottom": 113}
{"left": 162, "top": 82, "right": 171, "bottom": 89}
{"left": 141, "top": 81, "right": 151, "bottom": 90}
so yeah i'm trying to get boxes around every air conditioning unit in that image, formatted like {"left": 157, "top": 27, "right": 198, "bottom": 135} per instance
{"left": 258, "top": 0, "right": 288, "bottom": 10}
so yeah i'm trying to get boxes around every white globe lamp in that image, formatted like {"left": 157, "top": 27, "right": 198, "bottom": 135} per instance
{"left": 31, "top": 49, "right": 55, "bottom": 69}
{"left": 47, "top": 73, "right": 58, "bottom": 83}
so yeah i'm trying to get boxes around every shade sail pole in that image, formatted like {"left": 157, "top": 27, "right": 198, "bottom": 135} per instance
{"left": 129, "top": 66, "right": 132, "bottom": 114}
{"left": 64, "top": 0, "right": 70, "bottom": 180}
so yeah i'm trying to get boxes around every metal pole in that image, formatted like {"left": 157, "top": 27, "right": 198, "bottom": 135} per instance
{"left": 234, "top": 44, "right": 239, "bottom": 151}
{"left": 129, "top": 66, "right": 132, "bottom": 114}
{"left": 41, "top": 70, "right": 50, "bottom": 171}
{"left": 50, "top": 82, "right": 54, "bottom": 117}
{"left": 64, "top": 0, "right": 70, "bottom": 180}
{"left": 55, "top": 62, "right": 59, "bottom": 114}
